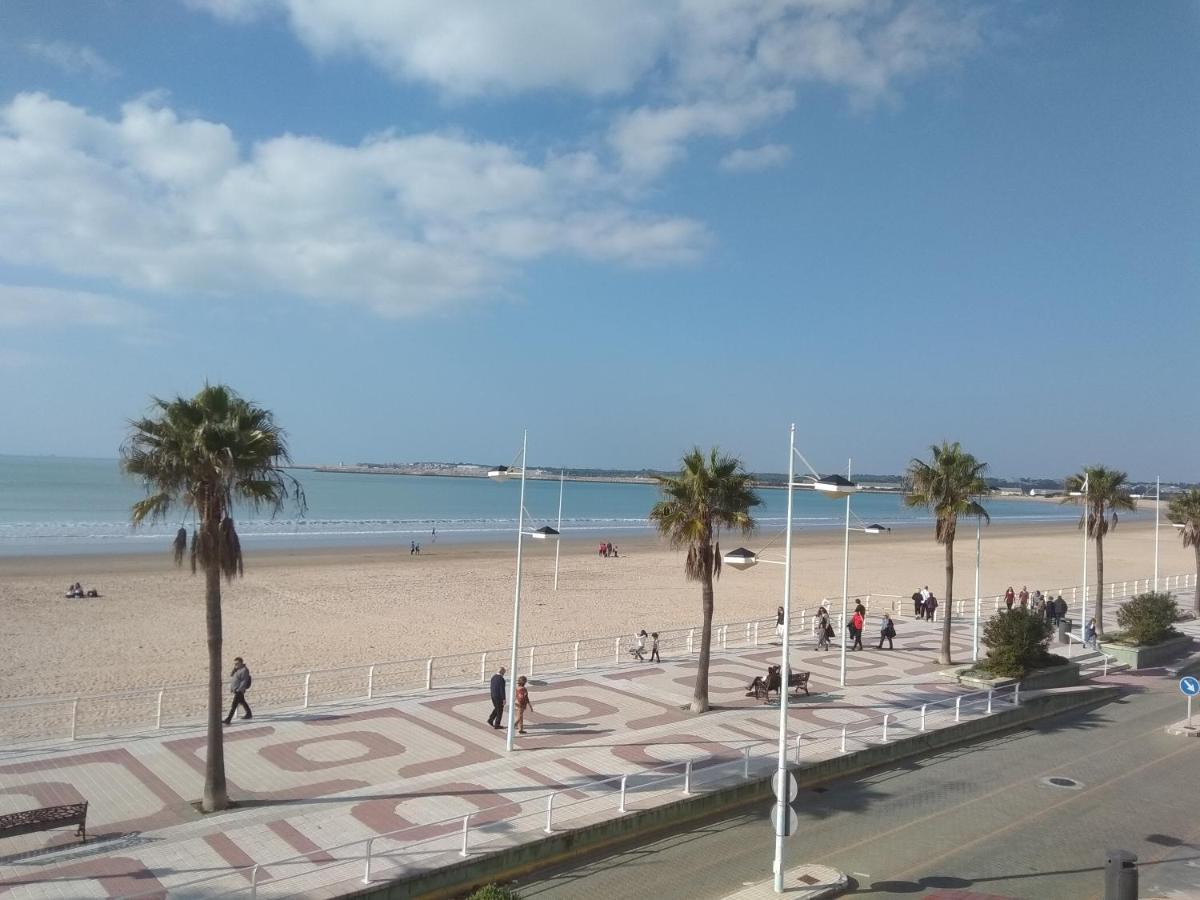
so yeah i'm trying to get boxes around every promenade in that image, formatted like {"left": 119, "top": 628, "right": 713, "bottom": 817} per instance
{"left": 0, "top": 615, "right": 1115, "bottom": 899}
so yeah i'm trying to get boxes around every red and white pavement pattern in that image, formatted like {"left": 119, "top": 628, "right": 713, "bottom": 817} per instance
{"left": 0, "top": 619, "right": 1033, "bottom": 899}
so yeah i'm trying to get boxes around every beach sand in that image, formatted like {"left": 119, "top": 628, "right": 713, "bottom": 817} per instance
{"left": 1, "top": 520, "right": 1192, "bottom": 701}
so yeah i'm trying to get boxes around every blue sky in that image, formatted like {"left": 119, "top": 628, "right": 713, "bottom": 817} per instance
{"left": 0, "top": 1, "right": 1196, "bottom": 481}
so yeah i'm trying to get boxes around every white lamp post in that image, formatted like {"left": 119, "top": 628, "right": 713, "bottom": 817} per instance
{"left": 488, "top": 433, "right": 560, "bottom": 753}
{"left": 554, "top": 469, "right": 564, "bottom": 591}
{"left": 972, "top": 517, "right": 982, "bottom": 662}
{"left": 1154, "top": 475, "right": 1160, "bottom": 592}
{"left": 1070, "top": 474, "right": 1090, "bottom": 630}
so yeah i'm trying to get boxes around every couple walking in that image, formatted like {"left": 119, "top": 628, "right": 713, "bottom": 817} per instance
{"left": 487, "top": 667, "right": 533, "bottom": 734}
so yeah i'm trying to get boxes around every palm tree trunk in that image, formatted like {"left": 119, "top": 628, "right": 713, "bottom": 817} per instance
{"left": 202, "top": 534, "right": 229, "bottom": 812}
{"left": 940, "top": 537, "right": 954, "bottom": 665}
{"left": 692, "top": 561, "right": 714, "bottom": 714}
{"left": 1095, "top": 530, "right": 1105, "bottom": 636}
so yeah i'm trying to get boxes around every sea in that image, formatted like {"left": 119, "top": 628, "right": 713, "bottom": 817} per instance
{"left": 0, "top": 455, "right": 1137, "bottom": 557}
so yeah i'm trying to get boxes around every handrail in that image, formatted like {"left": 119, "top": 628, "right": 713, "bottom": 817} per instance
{"left": 3, "top": 572, "right": 1188, "bottom": 742}
{"left": 119, "top": 680, "right": 1023, "bottom": 899}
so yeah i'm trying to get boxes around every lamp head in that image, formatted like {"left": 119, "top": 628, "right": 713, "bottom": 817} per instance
{"left": 812, "top": 474, "right": 858, "bottom": 497}
{"left": 862, "top": 523, "right": 890, "bottom": 535}
{"left": 722, "top": 547, "right": 758, "bottom": 570}
{"left": 529, "top": 525, "right": 560, "bottom": 540}
{"left": 487, "top": 465, "right": 511, "bottom": 481}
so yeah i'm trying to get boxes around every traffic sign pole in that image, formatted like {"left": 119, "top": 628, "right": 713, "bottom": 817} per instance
{"left": 1178, "top": 677, "right": 1199, "bottom": 728}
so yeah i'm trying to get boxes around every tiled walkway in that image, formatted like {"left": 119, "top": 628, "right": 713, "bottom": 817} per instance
{"left": 0, "top": 619, "right": 1055, "bottom": 898}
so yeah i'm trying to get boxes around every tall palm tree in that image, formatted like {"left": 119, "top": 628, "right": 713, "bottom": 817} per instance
{"left": 903, "top": 441, "right": 990, "bottom": 665}
{"left": 1167, "top": 488, "right": 1200, "bottom": 617}
{"left": 1062, "top": 466, "right": 1135, "bottom": 637}
{"left": 650, "top": 448, "right": 759, "bottom": 713}
{"left": 121, "top": 384, "right": 302, "bottom": 812}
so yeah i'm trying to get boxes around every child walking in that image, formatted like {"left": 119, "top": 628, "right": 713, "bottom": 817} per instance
{"left": 515, "top": 675, "right": 533, "bottom": 734}
{"left": 649, "top": 632, "right": 661, "bottom": 663}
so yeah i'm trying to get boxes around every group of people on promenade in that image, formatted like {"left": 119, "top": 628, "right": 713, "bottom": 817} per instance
{"left": 789, "top": 603, "right": 898, "bottom": 653}
{"left": 487, "top": 666, "right": 532, "bottom": 734}
{"left": 1005, "top": 586, "right": 1071, "bottom": 624}
{"left": 910, "top": 586, "right": 939, "bottom": 621}
{"left": 629, "top": 629, "right": 661, "bottom": 662}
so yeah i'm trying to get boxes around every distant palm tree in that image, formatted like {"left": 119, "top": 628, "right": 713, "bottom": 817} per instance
{"left": 121, "top": 385, "right": 303, "bottom": 812}
{"left": 650, "top": 448, "right": 759, "bottom": 713}
{"left": 904, "top": 441, "right": 990, "bottom": 665}
{"left": 1168, "top": 488, "right": 1200, "bottom": 617}
{"left": 1062, "top": 466, "right": 1136, "bottom": 637}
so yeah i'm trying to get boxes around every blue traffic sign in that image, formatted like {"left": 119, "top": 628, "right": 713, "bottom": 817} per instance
{"left": 1180, "top": 676, "right": 1200, "bottom": 697}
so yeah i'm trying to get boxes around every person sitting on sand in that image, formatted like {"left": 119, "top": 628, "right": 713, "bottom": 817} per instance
{"left": 85, "top": 588, "right": 99, "bottom": 598}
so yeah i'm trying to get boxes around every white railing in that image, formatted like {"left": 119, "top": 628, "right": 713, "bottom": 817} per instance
{"left": 120, "top": 682, "right": 1021, "bottom": 899}
{"left": 3, "top": 573, "right": 1188, "bottom": 743}
{"left": 1062, "top": 631, "right": 1119, "bottom": 677}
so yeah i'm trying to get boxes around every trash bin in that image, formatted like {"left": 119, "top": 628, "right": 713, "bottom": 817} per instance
{"left": 1057, "top": 618, "right": 1072, "bottom": 645}
{"left": 1104, "top": 848, "right": 1137, "bottom": 900}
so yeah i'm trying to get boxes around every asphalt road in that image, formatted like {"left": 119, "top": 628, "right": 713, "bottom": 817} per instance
{"left": 515, "top": 674, "right": 1200, "bottom": 900}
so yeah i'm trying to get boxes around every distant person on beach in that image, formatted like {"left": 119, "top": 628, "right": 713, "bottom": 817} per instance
{"left": 515, "top": 675, "right": 532, "bottom": 734}
{"left": 487, "top": 666, "right": 506, "bottom": 729}
{"left": 410, "top": 541, "right": 416, "bottom": 555}
{"left": 606, "top": 541, "right": 614, "bottom": 558}
{"left": 877, "top": 613, "right": 896, "bottom": 650}
{"left": 598, "top": 541, "right": 606, "bottom": 558}
{"left": 431, "top": 526, "right": 436, "bottom": 543}
{"left": 649, "top": 632, "right": 660, "bottom": 663}
{"left": 611, "top": 545, "right": 619, "bottom": 558}
{"left": 414, "top": 543, "right": 420, "bottom": 555}
{"left": 222, "top": 657, "right": 252, "bottom": 725}
{"left": 1004, "top": 586, "right": 1015, "bottom": 609}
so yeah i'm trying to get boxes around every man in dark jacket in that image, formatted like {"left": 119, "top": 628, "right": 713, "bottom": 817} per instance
{"left": 487, "top": 666, "right": 507, "bottom": 729}
{"left": 223, "top": 657, "right": 252, "bottom": 725}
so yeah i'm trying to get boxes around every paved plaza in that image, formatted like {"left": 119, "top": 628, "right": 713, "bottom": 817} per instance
{"left": 0, "top": 617, "right": 1107, "bottom": 899}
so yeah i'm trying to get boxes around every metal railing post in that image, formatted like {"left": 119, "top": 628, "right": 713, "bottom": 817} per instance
{"left": 544, "top": 792, "right": 556, "bottom": 833}
{"left": 70, "top": 699, "right": 78, "bottom": 740}
{"left": 1103, "top": 656, "right": 1109, "bottom": 676}
{"left": 619, "top": 775, "right": 628, "bottom": 813}
{"left": 794, "top": 734, "right": 802, "bottom": 764}
{"left": 460, "top": 813, "right": 471, "bottom": 856}
{"left": 920, "top": 704, "right": 927, "bottom": 731}
{"left": 614, "top": 637, "right": 622, "bottom": 664}
{"left": 743, "top": 745, "right": 751, "bottom": 779}
{"left": 362, "top": 837, "right": 374, "bottom": 883}
{"left": 753, "top": 622, "right": 759, "bottom": 647}
{"left": 882, "top": 714, "right": 889, "bottom": 743}
{"left": 722, "top": 626, "right": 728, "bottom": 651}
{"left": 250, "top": 864, "right": 260, "bottom": 899}
{"left": 840, "top": 725, "right": 847, "bottom": 753}
{"left": 480, "top": 653, "right": 486, "bottom": 683}
{"left": 574, "top": 642, "right": 580, "bottom": 669}
{"left": 425, "top": 658, "right": 433, "bottom": 690}
{"left": 687, "top": 629, "right": 694, "bottom": 654}
{"left": 155, "top": 689, "right": 164, "bottom": 729}
{"left": 955, "top": 696, "right": 962, "bottom": 722}
{"left": 683, "top": 761, "right": 693, "bottom": 795}
{"left": 987, "top": 689, "right": 993, "bottom": 714}
{"left": 367, "top": 665, "right": 375, "bottom": 699}
{"left": 528, "top": 646, "right": 535, "bottom": 678}
{"left": 303, "top": 673, "right": 311, "bottom": 709}
{"left": 1014, "top": 683, "right": 1021, "bottom": 706}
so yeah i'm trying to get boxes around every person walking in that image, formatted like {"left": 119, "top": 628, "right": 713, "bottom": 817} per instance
{"left": 877, "top": 613, "right": 896, "bottom": 650}
{"left": 850, "top": 609, "right": 864, "bottom": 650}
{"left": 1054, "top": 593, "right": 1068, "bottom": 625}
{"left": 1084, "top": 618, "right": 1098, "bottom": 650}
{"left": 816, "top": 606, "right": 832, "bottom": 651}
{"left": 649, "top": 632, "right": 661, "bottom": 663}
{"left": 1018, "top": 585, "right": 1030, "bottom": 609}
{"left": 515, "top": 675, "right": 533, "bottom": 734}
{"left": 924, "top": 594, "right": 938, "bottom": 622}
{"left": 1004, "top": 586, "right": 1015, "bottom": 610}
{"left": 911, "top": 589, "right": 923, "bottom": 619}
{"left": 631, "top": 629, "right": 647, "bottom": 661}
{"left": 486, "top": 666, "right": 506, "bottom": 729}
{"left": 222, "top": 657, "right": 252, "bottom": 725}
{"left": 775, "top": 605, "right": 785, "bottom": 642}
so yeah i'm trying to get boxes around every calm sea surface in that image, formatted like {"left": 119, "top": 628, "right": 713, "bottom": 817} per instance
{"left": 0, "top": 456, "right": 1127, "bottom": 557}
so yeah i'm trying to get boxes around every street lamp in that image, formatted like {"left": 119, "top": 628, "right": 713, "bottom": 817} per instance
{"left": 488, "top": 433, "right": 560, "bottom": 752}
{"left": 721, "top": 425, "right": 861, "bottom": 894}
{"left": 1069, "top": 474, "right": 1090, "bottom": 629}
{"left": 1155, "top": 476, "right": 1160, "bottom": 591}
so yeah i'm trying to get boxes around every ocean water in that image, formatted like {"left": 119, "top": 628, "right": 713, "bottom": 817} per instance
{"left": 0, "top": 455, "right": 1129, "bottom": 557}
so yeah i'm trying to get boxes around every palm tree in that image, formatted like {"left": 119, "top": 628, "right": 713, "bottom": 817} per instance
{"left": 650, "top": 448, "right": 760, "bottom": 713}
{"left": 903, "top": 441, "right": 990, "bottom": 665}
{"left": 1062, "top": 466, "right": 1135, "bottom": 637}
{"left": 1167, "top": 488, "right": 1200, "bottom": 617}
{"left": 121, "top": 384, "right": 302, "bottom": 812}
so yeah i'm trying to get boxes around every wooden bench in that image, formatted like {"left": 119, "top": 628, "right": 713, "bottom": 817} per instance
{"left": 0, "top": 802, "right": 87, "bottom": 843}
{"left": 746, "top": 667, "right": 811, "bottom": 702}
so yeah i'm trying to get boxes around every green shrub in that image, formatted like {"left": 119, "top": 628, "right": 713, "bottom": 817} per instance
{"left": 1115, "top": 592, "right": 1180, "bottom": 646}
{"left": 981, "top": 608, "right": 1053, "bottom": 678}
{"left": 466, "top": 885, "right": 521, "bottom": 900}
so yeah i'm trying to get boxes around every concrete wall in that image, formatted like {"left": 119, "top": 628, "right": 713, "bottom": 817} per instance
{"left": 1103, "top": 634, "right": 1194, "bottom": 669}
{"left": 348, "top": 686, "right": 1119, "bottom": 900}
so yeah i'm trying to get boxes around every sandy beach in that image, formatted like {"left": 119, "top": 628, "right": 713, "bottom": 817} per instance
{"left": 0, "top": 519, "right": 1191, "bottom": 702}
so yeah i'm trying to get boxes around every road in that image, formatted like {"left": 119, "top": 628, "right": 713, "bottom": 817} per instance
{"left": 516, "top": 673, "right": 1200, "bottom": 900}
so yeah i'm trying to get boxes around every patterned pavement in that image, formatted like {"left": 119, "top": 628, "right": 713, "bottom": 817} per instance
{"left": 0, "top": 618, "right": 1030, "bottom": 898}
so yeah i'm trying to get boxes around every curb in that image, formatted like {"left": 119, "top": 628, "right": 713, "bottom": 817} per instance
{"left": 349, "top": 686, "right": 1120, "bottom": 899}
{"left": 720, "top": 864, "right": 848, "bottom": 899}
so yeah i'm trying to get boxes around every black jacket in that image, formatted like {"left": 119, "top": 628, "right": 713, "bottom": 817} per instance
{"left": 490, "top": 673, "right": 506, "bottom": 704}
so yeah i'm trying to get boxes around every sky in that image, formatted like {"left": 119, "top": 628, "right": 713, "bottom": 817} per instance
{"left": 0, "top": 1, "right": 1196, "bottom": 481}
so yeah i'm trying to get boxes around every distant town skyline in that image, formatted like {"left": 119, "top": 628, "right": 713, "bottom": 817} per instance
{"left": 0, "top": 2, "right": 1196, "bottom": 479}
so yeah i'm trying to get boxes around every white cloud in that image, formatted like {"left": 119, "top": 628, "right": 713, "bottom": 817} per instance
{"left": 25, "top": 40, "right": 119, "bottom": 80}
{"left": 719, "top": 143, "right": 792, "bottom": 172}
{"left": 0, "top": 93, "right": 706, "bottom": 318}
{"left": 0, "top": 285, "right": 145, "bottom": 328}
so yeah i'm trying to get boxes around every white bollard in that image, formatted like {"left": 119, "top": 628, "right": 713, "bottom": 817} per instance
{"left": 743, "top": 745, "right": 751, "bottom": 778}
{"left": 156, "top": 689, "right": 164, "bottom": 729}
{"left": 882, "top": 714, "right": 889, "bottom": 743}
{"left": 987, "top": 689, "right": 993, "bottom": 714}
{"left": 615, "top": 637, "right": 622, "bottom": 664}
{"left": 994, "top": 597, "right": 999, "bottom": 612}
{"left": 303, "top": 673, "right": 311, "bottom": 709}
{"left": 920, "top": 704, "right": 927, "bottom": 731}
{"left": 70, "top": 699, "right": 79, "bottom": 740}
{"left": 426, "top": 658, "right": 433, "bottom": 691}
{"left": 574, "top": 642, "right": 580, "bottom": 669}
{"left": 619, "top": 775, "right": 628, "bottom": 813}
{"left": 544, "top": 793, "right": 556, "bottom": 833}
{"left": 368, "top": 665, "right": 376, "bottom": 699}
{"left": 955, "top": 696, "right": 962, "bottom": 722}
{"left": 840, "top": 726, "right": 847, "bottom": 753}
{"left": 529, "top": 646, "right": 535, "bottom": 677}
{"left": 479, "top": 654, "right": 486, "bottom": 684}
{"left": 794, "top": 734, "right": 802, "bottom": 764}
{"left": 1103, "top": 656, "right": 1109, "bottom": 676}
{"left": 683, "top": 761, "right": 693, "bottom": 795}
{"left": 688, "top": 629, "right": 694, "bottom": 654}
{"left": 250, "top": 864, "right": 260, "bottom": 899}
{"left": 1014, "top": 683, "right": 1021, "bottom": 706}
{"left": 722, "top": 626, "right": 728, "bottom": 651}
{"left": 362, "top": 838, "right": 374, "bottom": 884}
{"left": 753, "top": 622, "right": 759, "bottom": 647}
{"left": 460, "top": 813, "right": 471, "bottom": 856}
